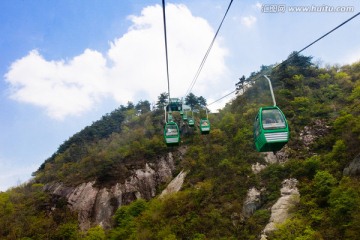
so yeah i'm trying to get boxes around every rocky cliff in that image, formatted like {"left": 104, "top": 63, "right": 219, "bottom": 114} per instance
{"left": 246, "top": 144, "right": 300, "bottom": 239}
{"left": 344, "top": 153, "right": 360, "bottom": 177}
{"left": 244, "top": 120, "right": 329, "bottom": 238}
{"left": 44, "top": 150, "right": 185, "bottom": 230}
{"left": 260, "top": 178, "right": 300, "bottom": 239}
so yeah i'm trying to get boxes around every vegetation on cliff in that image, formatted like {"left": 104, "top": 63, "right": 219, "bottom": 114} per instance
{"left": 1, "top": 53, "right": 360, "bottom": 239}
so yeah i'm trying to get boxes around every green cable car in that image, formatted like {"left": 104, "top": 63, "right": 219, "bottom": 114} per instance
{"left": 253, "top": 75, "right": 290, "bottom": 152}
{"left": 197, "top": 107, "right": 210, "bottom": 134}
{"left": 182, "top": 112, "right": 188, "bottom": 121}
{"left": 163, "top": 105, "right": 180, "bottom": 146}
{"left": 188, "top": 117, "right": 195, "bottom": 127}
{"left": 254, "top": 106, "right": 289, "bottom": 152}
{"left": 167, "top": 98, "right": 182, "bottom": 112}
{"left": 199, "top": 118, "right": 210, "bottom": 134}
{"left": 188, "top": 109, "right": 195, "bottom": 127}
{"left": 164, "top": 121, "right": 180, "bottom": 146}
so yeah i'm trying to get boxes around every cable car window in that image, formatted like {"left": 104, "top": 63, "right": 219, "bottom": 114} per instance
{"left": 166, "top": 125, "right": 178, "bottom": 136}
{"left": 201, "top": 120, "right": 209, "bottom": 126}
{"left": 262, "top": 109, "right": 286, "bottom": 130}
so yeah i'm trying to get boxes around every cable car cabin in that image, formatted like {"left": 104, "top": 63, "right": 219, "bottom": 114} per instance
{"left": 164, "top": 122, "right": 180, "bottom": 146}
{"left": 182, "top": 113, "right": 188, "bottom": 121}
{"left": 254, "top": 106, "right": 289, "bottom": 152}
{"left": 188, "top": 118, "right": 195, "bottom": 127}
{"left": 199, "top": 119, "right": 210, "bottom": 134}
{"left": 167, "top": 98, "right": 182, "bottom": 112}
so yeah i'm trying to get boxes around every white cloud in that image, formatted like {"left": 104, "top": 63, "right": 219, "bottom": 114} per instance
{"left": 241, "top": 15, "right": 257, "bottom": 28}
{"left": 6, "top": 49, "right": 108, "bottom": 120}
{"left": 254, "top": 2, "right": 262, "bottom": 10}
{"left": 5, "top": 3, "right": 228, "bottom": 120}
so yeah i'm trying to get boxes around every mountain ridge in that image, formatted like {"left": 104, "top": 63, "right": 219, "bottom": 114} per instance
{"left": 1, "top": 53, "right": 360, "bottom": 239}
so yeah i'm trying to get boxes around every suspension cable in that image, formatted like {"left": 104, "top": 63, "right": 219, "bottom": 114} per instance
{"left": 297, "top": 11, "right": 360, "bottom": 55}
{"left": 184, "top": 0, "right": 234, "bottom": 98}
{"left": 269, "top": 11, "right": 360, "bottom": 72}
{"left": 207, "top": 89, "right": 236, "bottom": 106}
{"left": 207, "top": 11, "right": 360, "bottom": 107}
{"left": 162, "top": 0, "right": 171, "bottom": 102}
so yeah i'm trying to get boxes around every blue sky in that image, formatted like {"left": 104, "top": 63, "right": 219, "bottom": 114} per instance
{"left": 1, "top": 0, "right": 359, "bottom": 191}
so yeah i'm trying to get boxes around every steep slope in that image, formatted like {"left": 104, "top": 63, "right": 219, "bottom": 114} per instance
{"left": 105, "top": 55, "right": 360, "bottom": 239}
{"left": 43, "top": 152, "right": 180, "bottom": 230}
{"left": 1, "top": 54, "right": 360, "bottom": 239}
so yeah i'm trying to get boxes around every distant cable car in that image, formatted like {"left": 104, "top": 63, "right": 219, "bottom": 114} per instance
{"left": 167, "top": 98, "right": 182, "bottom": 112}
{"left": 164, "top": 105, "right": 180, "bottom": 146}
{"left": 188, "top": 117, "right": 195, "bottom": 127}
{"left": 254, "top": 106, "right": 289, "bottom": 152}
{"left": 199, "top": 118, "right": 210, "bottom": 134}
{"left": 185, "top": 108, "right": 195, "bottom": 127}
{"left": 182, "top": 104, "right": 193, "bottom": 124}
{"left": 182, "top": 112, "right": 188, "bottom": 121}
{"left": 164, "top": 121, "right": 180, "bottom": 146}
{"left": 195, "top": 107, "right": 211, "bottom": 134}
{"left": 253, "top": 76, "right": 290, "bottom": 152}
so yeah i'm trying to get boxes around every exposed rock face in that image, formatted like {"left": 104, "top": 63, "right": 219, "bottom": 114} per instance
{"left": 299, "top": 119, "right": 330, "bottom": 149}
{"left": 274, "top": 148, "right": 290, "bottom": 164}
{"left": 261, "top": 178, "right": 300, "bottom": 239}
{"left": 251, "top": 162, "right": 267, "bottom": 174}
{"left": 249, "top": 149, "right": 291, "bottom": 222}
{"left": 344, "top": 154, "right": 360, "bottom": 176}
{"left": 264, "top": 152, "right": 278, "bottom": 164}
{"left": 44, "top": 152, "right": 181, "bottom": 230}
{"left": 252, "top": 120, "right": 329, "bottom": 175}
{"left": 264, "top": 149, "right": 289, "bottom": 165}
{"left": 160, "top": 170, "right": 187, "bottom": 198}
{"left": 252, "top": 148, "right": 290, "bottom": 175}
{"left": 242, "top": 187, "right": 265, "bottom": 218}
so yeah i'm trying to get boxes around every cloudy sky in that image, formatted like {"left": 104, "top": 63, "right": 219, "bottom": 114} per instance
{"left": 1, "top": 0, "right": 360, "bottom": 191}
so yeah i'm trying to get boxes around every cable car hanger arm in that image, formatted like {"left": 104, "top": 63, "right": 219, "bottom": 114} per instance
{"left": 263, "top": 75, "right": 276, "bottom": 107}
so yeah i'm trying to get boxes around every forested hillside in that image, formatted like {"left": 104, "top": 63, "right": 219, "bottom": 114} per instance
{"left": 1, "top": 53, "right": 360, "bottom": 239}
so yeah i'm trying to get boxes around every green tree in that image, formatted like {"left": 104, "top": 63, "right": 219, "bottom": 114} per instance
{"left": 135, "top": 100, "right": 151, "bottom": 113}
{"left": 0, "top": 192, "right": 14, "bottom": 236}
{"left": 235, "top": 75, "right": 246, "bottom": 94}
{"left": 83, "top": 226, "right": 106, "bottom": 240}
{"left": 328, "top": 177, "right": 359, "bottom": 231}
{"left": 271, "top": 218, "right": 321, "bottom": 240}
{"left": 197, "top": 96, "right": 207, "bottom": 107}
{"left": 156, "top": 92, "right": 169, "bottom": 109}
{"left": 185, "top": 93, "right": 198, "bottom": 109}
{"left": 185, "top": 93, "right": 207, "bottom": 109}
{"left": 126, "top": 101, "right": 135, "bottom": 109}
{"left": 54, "top": 222, "right": 79, "bottom": 240}
{"left": 313, "top": 170, "right": 337, "bottom": 206}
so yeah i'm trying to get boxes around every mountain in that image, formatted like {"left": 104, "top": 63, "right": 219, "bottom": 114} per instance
{"left": 1, "top": 53, "right": 360, "bottom": 239}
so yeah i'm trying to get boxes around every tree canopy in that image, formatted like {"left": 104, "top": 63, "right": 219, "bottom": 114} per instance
{"left": 2, "top": 54, "right": 360, "bottom": 240}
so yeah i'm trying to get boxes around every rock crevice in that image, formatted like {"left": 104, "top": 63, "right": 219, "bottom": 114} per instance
{"left": 44, "top": 152, "right": 183, "bottom": 230}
